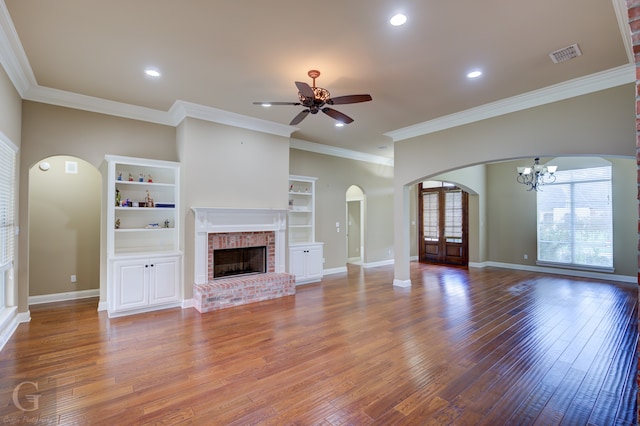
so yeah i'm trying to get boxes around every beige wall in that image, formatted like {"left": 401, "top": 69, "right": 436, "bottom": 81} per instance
{"left": 0, "top": 66, "right": 21, "bottom": 145}
{"left": 177, "top": 118, "right": 290, "bottom": 297}
{"left": 28, "top": 156, "right": 101, "bottom": 296}
{"left": 19, "top": 101, "right": 176, "bottom": 310}
{"left": 289, "top": 149, "right": 394, "bottom": 268}
{"left": 393, "top": 84, "right": 636, "bottom": 283}
{"left": 0, "top": 63, "right": 21, "bottom": 311}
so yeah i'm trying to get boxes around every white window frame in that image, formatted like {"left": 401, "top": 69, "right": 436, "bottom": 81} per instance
{"left": 0, "top": 132, "right": 17, "bottom": 311}
{"left": 536, "top": 165, "right": 613, "bottom": 272}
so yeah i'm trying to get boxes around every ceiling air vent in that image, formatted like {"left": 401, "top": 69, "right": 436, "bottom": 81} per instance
{"left": 549, "top": 43, "right": 582, "bottom": 64}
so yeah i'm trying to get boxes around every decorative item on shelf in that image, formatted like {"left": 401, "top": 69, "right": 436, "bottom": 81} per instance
{"left": 145, "top": 190, "right": 154, "bottom": 207}
{"left": 139, "top": 173, "right": 144, "bottom": 182}
{"left": 516, "top": 157, "right": 558, "bottom": 192}
{"left": 115, "top": 219, "right": 120, "bottom": 229}
{"left": 145, "top": 223, "right": 160, "bottom": 229}
{"left": 128, "top": 173, "right": 134, "bottom": 182}
{"left": 117, "top": 172, "right": 122, "bottom": 181}
{"left": 289, "top": 184, "right": 293, "bottom": 191}
{"left": 115, "top": 188, "right": 121, "bottom": 207}
{"left": 125, "top": 198, "right": 132, "bottom": 207}
{"left": 289, "top": 199, "right": 293, "bottom": 209}
{"left": 147, "top": 174, "right": 153, "bottom": 183}
{"left": 164, "top": 219, "right": 170, "bottom": 228}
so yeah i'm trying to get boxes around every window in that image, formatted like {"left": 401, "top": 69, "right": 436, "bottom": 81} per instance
{"left": 536, "top": 165, "right": 612, "bottom": 270}
{"left": 0, "top": 134, "right": 17, "bottom": 310}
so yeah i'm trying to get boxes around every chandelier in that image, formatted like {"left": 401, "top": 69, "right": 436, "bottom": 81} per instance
{"left": 516, "top": 157, "right": 558, "bottom": 191}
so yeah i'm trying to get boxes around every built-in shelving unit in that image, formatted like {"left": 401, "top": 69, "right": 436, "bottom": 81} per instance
{"left": 102, "top": 155, "right": 182, "bottom": 317}
{"left": 288, "top": 175, "right": 323, "bottom": 284}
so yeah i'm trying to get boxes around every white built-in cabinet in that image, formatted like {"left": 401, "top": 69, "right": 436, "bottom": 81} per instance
{"left": 102, "top": 155, "right": 182, "bottom": 317}
{"left": 288, "top": 175, "right": 323, "bottom": 284}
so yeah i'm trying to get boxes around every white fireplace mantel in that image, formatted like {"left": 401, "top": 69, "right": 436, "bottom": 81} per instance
{"left": 191, "top": 207, "right": 288, "bottom": 284}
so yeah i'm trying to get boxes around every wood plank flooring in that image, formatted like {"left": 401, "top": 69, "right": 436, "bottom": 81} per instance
{"left": 0, "top": 263, "right": 636, "bottom": 425}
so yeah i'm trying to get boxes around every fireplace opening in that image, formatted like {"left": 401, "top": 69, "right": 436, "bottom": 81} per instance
{"left": 213, "top": 246, "right": 267, "bottom": 279}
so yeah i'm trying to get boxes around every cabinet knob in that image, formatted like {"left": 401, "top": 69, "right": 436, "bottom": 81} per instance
{"left": 145, "top": 264, "right": 149, "bottom": 268}
{"left": 150, "top": 264, "right": 154, "bottom": 267}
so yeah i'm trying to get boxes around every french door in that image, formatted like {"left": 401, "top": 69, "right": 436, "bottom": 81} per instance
{"left": 418, "top": 183, "right": 468, "bottom": 266}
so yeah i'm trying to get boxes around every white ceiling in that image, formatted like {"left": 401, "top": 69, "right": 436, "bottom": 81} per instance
{"left": 0, "top": 1, "right": 634, "bottom": 162}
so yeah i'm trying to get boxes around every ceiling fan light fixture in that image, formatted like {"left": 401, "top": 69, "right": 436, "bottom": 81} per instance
{"left": 335, "top": 122, "right": 345, "bottom": 127}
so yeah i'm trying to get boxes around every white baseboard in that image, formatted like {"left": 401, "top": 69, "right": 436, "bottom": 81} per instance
{"left": 364, "top": 259, "right": 394, "bottom": 268}
{"left": 478, "top": 261, "right": 636, "bottom": 284}
{"left": 0, "top": 307, "right": 30, "bottom": 352}
{"left": 323, "top": 266, "right": 347, "bottom": 276}
{"left": 393, "top": 278, "right": 411, "bottom": 288}
{"left": 181, "top": 298, "right": 194, "bottom": 309}
{"left": 97, "top": 301, "right": 109, "bottom": 311}
{"left": 28, "top": 289, "right": 100, "bottom": 305}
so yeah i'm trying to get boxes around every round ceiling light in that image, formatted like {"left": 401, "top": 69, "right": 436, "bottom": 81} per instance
{"left": 390, "top": 13, "right": 407, "bottom": 26}
{"left": 467, "top": 70, "right": 482, "bottom": 79}
{"left": 145, "top": 68, "right": 161, "bottom": 78}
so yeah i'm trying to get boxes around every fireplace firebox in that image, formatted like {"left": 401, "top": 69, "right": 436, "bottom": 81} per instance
{"left": 213, "top": 246, "right": 266, "bottom": 279}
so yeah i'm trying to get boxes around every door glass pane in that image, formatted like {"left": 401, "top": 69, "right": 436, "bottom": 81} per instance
{"left": 444, "top": 190, "right": 462, "bottom": 243}
{"left": 423, "top": 192, "right": 439, "bottom": 241}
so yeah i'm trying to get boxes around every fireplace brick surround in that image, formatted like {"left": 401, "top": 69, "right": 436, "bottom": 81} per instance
{"left": 191, "top": 207, "right": 294, "bottom": 312}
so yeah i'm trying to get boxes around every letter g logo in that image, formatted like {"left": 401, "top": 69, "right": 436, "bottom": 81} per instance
{"left": 12, "top": 381, "right": 41, "bottom": 412}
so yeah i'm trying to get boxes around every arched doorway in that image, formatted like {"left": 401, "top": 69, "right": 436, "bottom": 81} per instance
{"left": 28, "top": 155, "right": 101, "bottom": 304}
{"left": 346, "top": 185, "right": 365, "bottom": 265}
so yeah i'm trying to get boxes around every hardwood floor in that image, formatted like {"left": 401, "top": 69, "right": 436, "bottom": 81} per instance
{"left": 0, "top": 263, "right": 636, "bottom": 425}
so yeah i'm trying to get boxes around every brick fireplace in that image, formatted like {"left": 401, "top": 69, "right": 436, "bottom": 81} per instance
{"left": 191, "top": 208, "right": 294, "bottom": 312}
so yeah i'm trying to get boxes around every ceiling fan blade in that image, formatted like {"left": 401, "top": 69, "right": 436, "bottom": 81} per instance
{"left": 253, "top": 101, "right": 301, "bottom": 106}
{"left": 295, "top": 81, "right": 315, "bottom": 99}
{"left": 326, "top": 94, "right": 372, "bottom": 105}
{"left": 322, "top": 107, "right": 354, "bottom": 124}
{"left": 290, "top": 109, "right": 310, "bottom": 125}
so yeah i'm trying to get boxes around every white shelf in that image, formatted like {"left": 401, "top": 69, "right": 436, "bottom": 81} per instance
{"left": 103, "top": 155, "right": 182, "bottom": 316}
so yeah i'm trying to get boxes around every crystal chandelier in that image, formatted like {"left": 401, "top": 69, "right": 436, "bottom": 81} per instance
{"left": 516, "top": 157, "right": 557, "bottom": 191}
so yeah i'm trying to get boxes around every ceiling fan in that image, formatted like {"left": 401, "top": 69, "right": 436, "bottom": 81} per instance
{"left": 253, "top": 70, "right": 372, "bottom": 126}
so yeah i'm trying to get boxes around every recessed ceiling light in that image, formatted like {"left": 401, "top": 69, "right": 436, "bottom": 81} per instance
{"left": 467, "top": 70, "right": 482, "bottom": 79}
{"left": 390, "top": 13, "right": 407, "bottom": 26}
{"left": 145, "top": 68, "right": 161, "bottom": 78}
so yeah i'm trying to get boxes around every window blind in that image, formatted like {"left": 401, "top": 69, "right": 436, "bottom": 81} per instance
{"left": 0, "top": 136, "right": 16, "bottom": 270}
{"left": 537, "top": 166, "right": 612, "bottom": 269}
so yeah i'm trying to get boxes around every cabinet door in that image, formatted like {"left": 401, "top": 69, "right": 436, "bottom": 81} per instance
{"left": 305, "top": 245, "right": 324, "bottom": 279}
{"left": 289, "top": 247, "right": 307, "bottom": 278}
{"left": 149, "top": 256, "right": 180, "bottom": 305}
{"left": 114, "top": 260, "right": 148, "bottom": 311}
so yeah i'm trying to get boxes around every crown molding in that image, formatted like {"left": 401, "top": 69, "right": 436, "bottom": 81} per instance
{"left": 24, "top": 85, "right": 172, "bottom": 125}
{"left": 385, "top": 64, "right": 635, "bottom": 142}
{"left": 0, "top": 0, "right": 35, "bottom": 96}
{"left": 168, "top": 100, "right": 295, "bottom": 137}
{"left": 290, "top": 138, "right": 394, "bottom": 166}
{"left": 613, "top": 0, "right": 634, "bottom": 64}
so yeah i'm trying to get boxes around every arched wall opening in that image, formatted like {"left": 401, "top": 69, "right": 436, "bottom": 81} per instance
{"left": 345, "top": 185, "right": 365, "bottom": 265}
{"left": 28, "top": 155, "right": 102, "bottom": 304}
